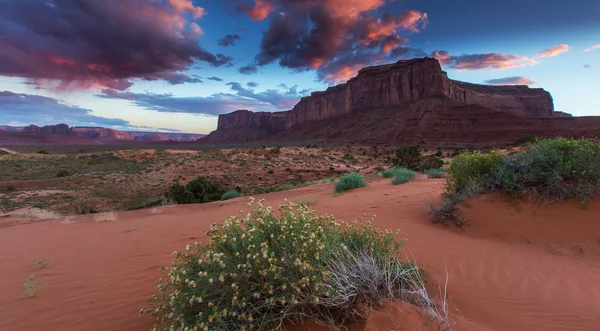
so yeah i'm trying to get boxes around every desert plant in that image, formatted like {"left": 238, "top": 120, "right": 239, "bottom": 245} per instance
{"left": 512, "top": 135, "right": 537, "bottom": 147}
{"left": 420, "top": 155, "right": 444, "bottom": 171}
{"left": 55, "top": 170, "right": 69, "bottom": 178}
{"left": 392, "top": 146, "right": 422, "bottom": 171}
{"left": 11, "top": 208, "right": 62, "bottom": 220}
{"left": 142, "top": 200, "right": 425, "bottom": 331}
{"left": 31, "top": 258, "right": 52, "bottom": 270}
{"left": 16, "top": 275, "right": 49, "bottom": 298}
{"left": 221, "top": 189, "right": 241, "bottom": 201}
{"left": 425, "top": 168, "right": 444, "bottom": 178}
{"left": 164, "top": 182, "right": 193, "bottom": 204}
{"left": 335, "top": 172, "right": 366, "bottom": 193}
{"left": 93, "top": 211, "right": 118, "bottom": 222}
{"left": 431, "top": 138, "right": 600, "bottom": 226}
{"left": 186, "top": 177, "right": 226, "bottom": 203}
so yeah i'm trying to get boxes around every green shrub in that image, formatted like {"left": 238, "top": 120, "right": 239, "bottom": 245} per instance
{"left": 392, "top": 146, "right": 422, "bottom": 170}
{"left": 3, "top": 184, "right": 17, "bottom": 192}
{"left": 165, "top": 177, "right": 225, "bottom": 205}
{"left": 420, "top": 155, "right": 444, "bottom": 171}
{"left": 143, "top": 200, "right": 419, "bottom": 331}
{"left": 425, "top": 168, "right": 443, "bottom": 178}
{"left": 434, "top": 150, "right": 443, "bottom": 157}
{"left": 221, "top": 190, "right": 241, "bottom": 201}
{"left": 431, "top": 138, "right": 600, "bottom": 226}
{"left": 37, "top": 149, "right": 49, "bottom": 155}
{"left": 335, "top": 172, "right": 366, "bottom": 193}
{"left": 391, "top": 168, "right": 417, "bottom": 185}
{"left": 186, "top": 177, "right": 226, "bottom": 203}
{"left": 55, "top": 170, "right": 69, "bottom": 178}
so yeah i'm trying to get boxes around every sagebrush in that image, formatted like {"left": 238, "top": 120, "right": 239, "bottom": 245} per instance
{"left": 143, "top": 200, "right": 430, "bottom": 331}
{"left": 334, "top": 172, "right": 366, "bottom": 193}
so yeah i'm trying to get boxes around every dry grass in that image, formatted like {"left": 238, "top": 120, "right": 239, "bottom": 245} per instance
{"left": 93, "top": 211, "right": 118, "bottom": 222}
{"left": 10, "top": 208, "right": 62, "bottom": 220}
{"left": 149, "top": 206, "right": 164, "bottom": 215}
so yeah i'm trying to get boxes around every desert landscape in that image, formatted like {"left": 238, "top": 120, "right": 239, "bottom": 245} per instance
{"left": 2, "top": 0, "right": 600, "bottom": 330}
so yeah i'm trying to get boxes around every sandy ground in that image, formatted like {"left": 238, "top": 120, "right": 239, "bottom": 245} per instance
{"left": 1, "top": 177, "right": 599, "bottom": 331}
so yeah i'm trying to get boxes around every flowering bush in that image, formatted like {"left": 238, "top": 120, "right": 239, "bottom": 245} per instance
{"left": 143, "top": 199, "right": 418, "bottom": 331}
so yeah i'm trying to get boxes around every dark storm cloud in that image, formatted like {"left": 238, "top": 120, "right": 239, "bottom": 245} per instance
{"left": 0, "top": 0, "right": 232, "bottom": 90}
{"left": 239, "top": 64, "right": 259, "bottom": 75}
{"left": 0, "top": 90, "right": 130, "bottom": 127}
{"left": 207, "top": 76, "right": 224, "bottom": 82}
{"left": 218, "top": 34, "right": 241, "bottom": 47}
{"left": 226, "top": 0, "right": 428, "bottom": 82}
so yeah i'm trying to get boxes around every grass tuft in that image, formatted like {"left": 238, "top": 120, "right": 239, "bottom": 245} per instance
{"left": 221, "top": 189, "right": 241, "bottom": 201}
{"left": 334, "top": 172, "right": 366, "bottom": 193}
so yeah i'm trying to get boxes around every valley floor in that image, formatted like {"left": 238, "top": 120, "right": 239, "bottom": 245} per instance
{"left": 1, "top": 177, "right": 599, "bottom": 331}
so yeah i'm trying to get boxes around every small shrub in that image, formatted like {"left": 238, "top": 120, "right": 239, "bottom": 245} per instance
{"left": 31, "top": 259, "right": 52, "bottom": 270}
{"left": 93, "top": 211, "right": 118, "bottom": 222}
{"left": 55, "top": 170, "right": 69, "bottom": 178}
{"left": 16, "top": 275, "right": 50, "bottom": 298}
{"left": 143, "top": 200, "right": 422, "bottom": 331}
{"left": 335, "top": 172, "right": 366, "bottom": 193}
{"left": 165, "top": 182, "right": 193, "bottom": 204}
{"left": 3, "top": 184, "right": 17, "bottom": 192}
{"left": 420, "top": 155, "right": 444, "bottom": 171}
{"left": 392, "top": 146, "right": 422, "bottom": 170}
{"left": 391, "top": 168, "right": 417, "bottom": 185}
{"left": 37, "top": 149, "right": 49, "bottom": 155}
{"left": 425, "top": 168, "right": 444, "bottom": 178}
{"left": 221, "top": 189, "right": 241, "bottom": 201}
{"left": 434, "top": 150, "right": 443, "bottom": 157}
{"left": 268, "top": 170, "right": 274, "bottom": 175}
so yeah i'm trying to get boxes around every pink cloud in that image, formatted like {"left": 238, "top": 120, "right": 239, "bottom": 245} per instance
{"left": 537, "top": 44, "right": 569, "bottom": 58}
{"left": 584, "top": 44, "right": 600, "bottom": 52}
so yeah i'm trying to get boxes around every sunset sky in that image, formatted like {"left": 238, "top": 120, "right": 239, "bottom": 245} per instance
{"left": 0, "top": 0, "right": 598, "bottom": 134}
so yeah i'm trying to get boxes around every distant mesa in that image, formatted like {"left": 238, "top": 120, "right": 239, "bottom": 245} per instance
{"left": 0, "top": 124, "right": 205, "bottom": 144}
{"left": 201, "top": 57, "right": 600, "bottom": 146}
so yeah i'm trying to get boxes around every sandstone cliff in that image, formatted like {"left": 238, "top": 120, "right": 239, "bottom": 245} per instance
{"left": 205, "top": 57, "right": 558, "bottom": 144}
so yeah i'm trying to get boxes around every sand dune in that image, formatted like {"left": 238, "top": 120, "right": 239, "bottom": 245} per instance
{"left": 1, "top": 177, "right": 598, "bottom": 331}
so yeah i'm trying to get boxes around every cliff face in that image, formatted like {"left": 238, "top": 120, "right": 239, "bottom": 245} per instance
{"left": 23, "top": 124, "right": 71, "bottom": 135}
{"left": 208, "top": 58, "right": 556, "bottom": 143}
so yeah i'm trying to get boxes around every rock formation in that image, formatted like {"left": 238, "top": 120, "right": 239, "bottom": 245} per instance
{"left": 203, "top": 57, "right": 566, "bottom": 145}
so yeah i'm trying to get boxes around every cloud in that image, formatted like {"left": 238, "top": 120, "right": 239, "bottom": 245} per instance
{"left": 207, "top": 76, "right": 224, "bottom": 82}
{"left": 239, "top": 64, "right": 259, "bottom": 75}
{"left": 484, "top": 76, "right": 536, "bottom": 86}
{"left": 0, "top": 90, "right": 129, "bottom": 127}
{"left": 0, "top": 0, "right": 232, "bottom": 91}
{"left": 247, "top": 82, "right": 259, "bottom": 87}
{"left": 97, "top": 82, "right": 310, "bottom": 115}
{"left": 431, "top": 51, "right": 537, "bottom": 70}
{"left": 537, "top": 44, "right": 569, "bottom": 58}
{"left": 218, "top": 34, "right": 241, "bottom": 47}
{"left": 584, "top": 44, "right": 600, "bottom": 52}
{"left": 584, "top": 64, "right": 591, "bottom": 68}
{"left": 228, "top": 0, "right": 428, "bottom": 83}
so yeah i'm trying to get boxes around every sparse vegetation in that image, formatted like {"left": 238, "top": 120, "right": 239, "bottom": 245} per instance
{"left": 513, "top": 135, "right": 538, "bottom": 147}
{"left": 334, "top": 172, "right": 366, "bottom": 193}
{"left": 165, "top": 176, "right": 226, "bottom": 205}
{"left": 142, "top": 200, "right": 437, "bottom": 331}
{"left": 221, "top": 189, "right": 241, "bottom": 201}
{"left": 55, "top": 170, "right": 69, "bottom": 178}
{"left": 430, "top": 138, "right": 600, "bottom": 226}
{"left": 16, "top": 275, "right": 49, "bottom": 298}
{"left": 425, "top": 168, "right": 444, "bottom": 178}
{"left": 390, "top": 168, "right": 418, "bottom": 185}
{"left": 31, "top": 258, "right": 52, "bottom": 270}
{"left": 93, "top": 211, "right": 118, "bottom": 222}
{"left": 393, "top": 146, "right": 443, "bottom": 171}
{"left": 294, "top": 199, "right": 319, "bottom": 206}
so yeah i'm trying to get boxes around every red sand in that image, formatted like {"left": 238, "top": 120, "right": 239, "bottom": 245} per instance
{"left": 1, "top": 178, "right": 599, "bottom": 331}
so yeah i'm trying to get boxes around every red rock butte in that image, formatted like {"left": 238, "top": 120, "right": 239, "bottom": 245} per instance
{"left": 202, "top": 57, "right": 600, "bottom": 146}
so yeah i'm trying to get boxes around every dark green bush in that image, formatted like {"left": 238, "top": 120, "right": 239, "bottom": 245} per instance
{"left": 392, "top": 146, "right": 422, "bottom": 170}
{"left": 55, "top": 170, "right": 69, "bottom": 178}
{"left": 335, "top": 172, "right": 366, "bottom": 193}
{"left": 165, "top": 177, "right": 225, "bottom": 205}
{"left": 425, "top": 168, "right": 444, "bottom": 178}
{"left": 420, "top": 155, "right": 444, "bottom": 171}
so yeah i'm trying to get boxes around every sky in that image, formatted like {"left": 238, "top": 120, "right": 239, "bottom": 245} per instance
{"left": 0, "top": 0, "right": 598, "bottom": 134}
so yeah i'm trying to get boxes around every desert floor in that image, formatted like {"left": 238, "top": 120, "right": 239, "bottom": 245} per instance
{"left": 1, "top": 177, "right": 599, "bottom": 331}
